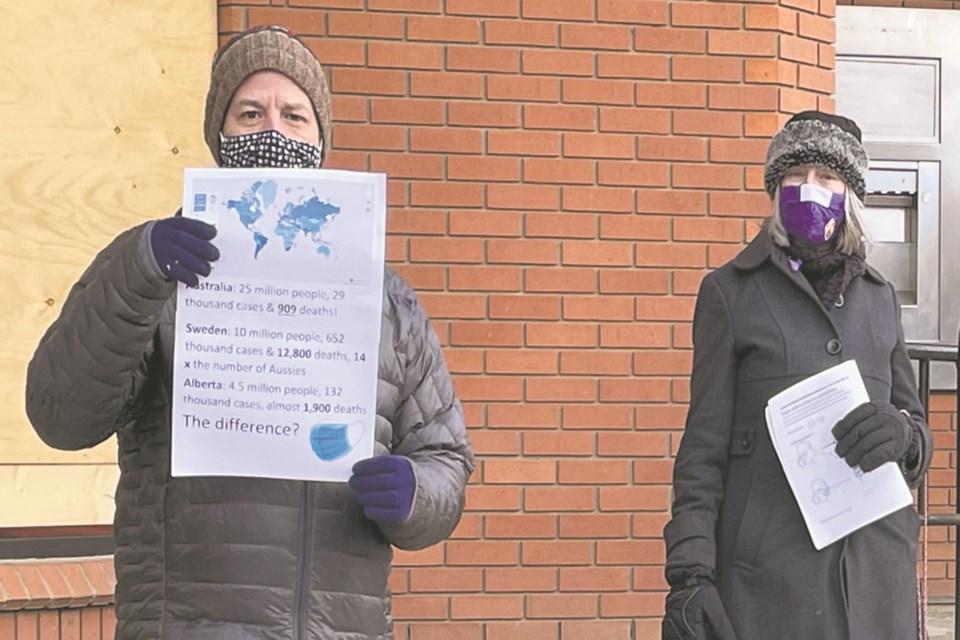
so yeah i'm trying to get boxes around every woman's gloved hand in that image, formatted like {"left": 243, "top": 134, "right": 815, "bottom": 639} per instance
{"left": 832, "top": 400, "right": 916, "bottom": 472}
{"left": 150, "top": 216, "right": 219, "bottom": 287}
{"left": 662, "top": 568, "right": 737, "bottom": 640}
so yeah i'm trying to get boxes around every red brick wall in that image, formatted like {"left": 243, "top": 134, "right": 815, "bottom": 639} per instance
{"left": 0, "top": 558, "right": 116, "bottom": 640}
{"left": 215, "top": 0, "right": 844, "bottom": 636}
{"left": 927, "top": 392, "right": 957, "bottom": 600}
{"left": 838, "top": 0, "right": 960, "bottom": 7}
{"left": 0, "top": 609, "right": 116, "bottom": 640}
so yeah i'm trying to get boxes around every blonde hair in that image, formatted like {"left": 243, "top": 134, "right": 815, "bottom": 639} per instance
{"left": 767, "top": 189, "right": 870, "bottom": 256}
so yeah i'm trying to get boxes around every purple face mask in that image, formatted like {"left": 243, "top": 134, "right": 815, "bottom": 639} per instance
{"left": 779, "top": 184, "right": 846, "bottom": 244}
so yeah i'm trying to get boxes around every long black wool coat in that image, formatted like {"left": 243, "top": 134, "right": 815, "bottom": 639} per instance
{"left": 664, "top": 231, "right": 933, "bottom": 640}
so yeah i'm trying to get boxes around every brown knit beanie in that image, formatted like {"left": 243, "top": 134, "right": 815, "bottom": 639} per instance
{"left": 204, "top": 26, "right": 332, "bottom": 165}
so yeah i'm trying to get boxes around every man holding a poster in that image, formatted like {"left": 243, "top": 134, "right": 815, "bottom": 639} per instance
{"left": 26, "top": 25, "right": 474, "bottom": 640}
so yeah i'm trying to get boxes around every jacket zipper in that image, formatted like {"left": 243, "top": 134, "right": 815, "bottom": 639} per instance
{"left": 295, "top": 482, "right": 314, "bottom": 640}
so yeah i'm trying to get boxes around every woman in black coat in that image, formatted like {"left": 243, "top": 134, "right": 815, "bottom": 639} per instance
{"left": 661, "top": 111, "right": 933, "bottom": 640}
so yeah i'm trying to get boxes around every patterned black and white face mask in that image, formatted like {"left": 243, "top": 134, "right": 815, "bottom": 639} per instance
{"left": 219, "top": 130, "right": 323, "bottom": 169}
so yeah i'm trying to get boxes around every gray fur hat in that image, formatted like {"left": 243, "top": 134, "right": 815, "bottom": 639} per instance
{"left": 203, "top": 26, "right": 332, "bottom": 165}
{"left": 763, "top": 111, "right": 868, "bottom": 200}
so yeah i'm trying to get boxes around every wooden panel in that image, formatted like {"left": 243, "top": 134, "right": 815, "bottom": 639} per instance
{"left": 0, "top": 2, "right": 216, "bottom": 522}
{"left": 0, "top": 466, "right": 119, "bottom": 527}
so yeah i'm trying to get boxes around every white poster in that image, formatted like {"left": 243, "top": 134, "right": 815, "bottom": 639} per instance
{"left": 171, "top": 167, "right": 387, "bottom": 482}
{"left": 765, "top": 360, "right": 913, "bottom": 550}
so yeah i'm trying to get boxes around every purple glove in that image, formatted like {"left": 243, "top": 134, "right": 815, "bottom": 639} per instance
{"left": 832, "top": 400, "right": 914, "bottom": 472}
{"left": 348, "top": 455, "right": 416, "bottom": 525}
{"left": 150, "top": 216, "right": 219, "bottom": 287}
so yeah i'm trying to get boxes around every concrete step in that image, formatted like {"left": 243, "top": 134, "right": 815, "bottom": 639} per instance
{"left": 930, "top": 604, "right": 954, "bottom": 639}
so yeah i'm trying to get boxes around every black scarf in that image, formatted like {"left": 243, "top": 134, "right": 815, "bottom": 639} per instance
{"left": 789, "top": 241, "right": 865, "bottom": 308}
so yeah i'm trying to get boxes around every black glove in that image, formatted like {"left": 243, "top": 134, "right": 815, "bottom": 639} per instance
{"left": 832, "top": 401, "right": 915, "bottom": 472}
{"left": 150, "top": 216, "right": 219, "bottom": 287}
{"left": 662, "top": 569, "right": 737, "bottom": 640}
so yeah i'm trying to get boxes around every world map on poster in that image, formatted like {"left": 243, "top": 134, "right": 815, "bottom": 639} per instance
{"left": 225, "top": 180, "right": 341, "bottom": 259}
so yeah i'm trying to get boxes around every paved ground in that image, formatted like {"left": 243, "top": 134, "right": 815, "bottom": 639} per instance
{"left": 930, "top": 604, "right": 954, "bottom": 639}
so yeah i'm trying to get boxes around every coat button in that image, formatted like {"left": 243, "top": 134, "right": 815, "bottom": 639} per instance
{"left": 741, "top": 432, "right": 753, "bottom": 448}
{"left": 826, "top": 338, "right": 842, "bottom": 355}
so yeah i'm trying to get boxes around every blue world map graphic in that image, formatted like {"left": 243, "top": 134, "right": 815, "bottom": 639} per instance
{"left": 225, "top": 180, "right": 341, "bottom": 259}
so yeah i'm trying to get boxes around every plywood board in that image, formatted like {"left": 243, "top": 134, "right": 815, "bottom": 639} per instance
{"left": 0, "top": 2, "right": 217, "bottom": 471}
{"left": 0, "top": 465, "right": 120, "bottom": 527}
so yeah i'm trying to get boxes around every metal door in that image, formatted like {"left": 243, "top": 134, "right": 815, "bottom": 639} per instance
{"left": 837, "top": 7, "right": 960, "bottom": 386}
